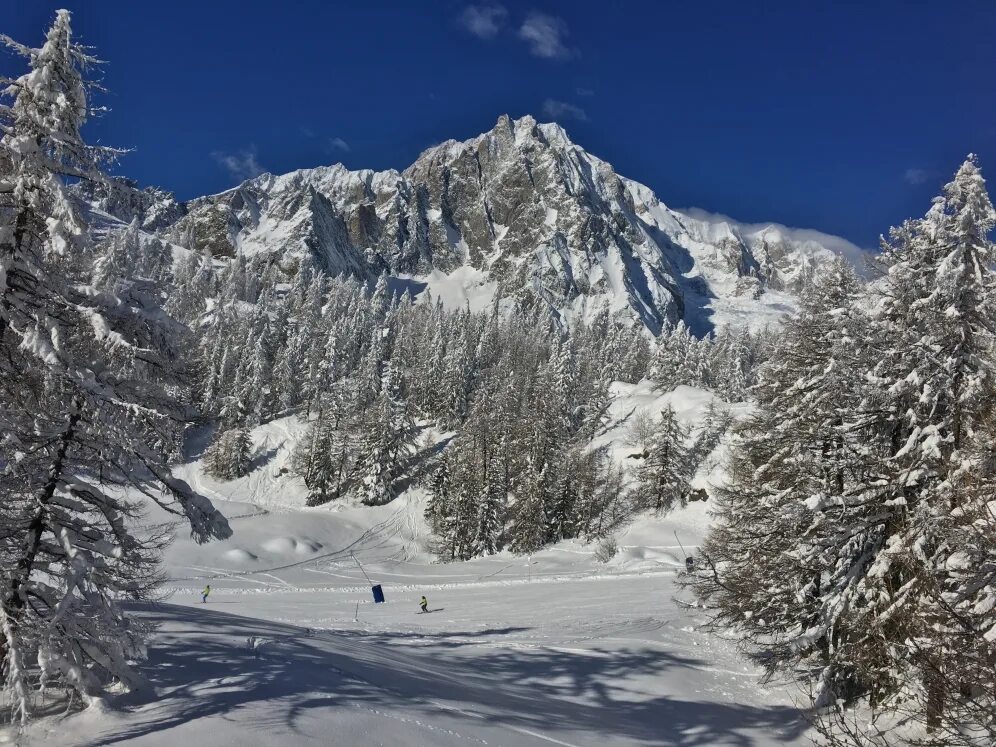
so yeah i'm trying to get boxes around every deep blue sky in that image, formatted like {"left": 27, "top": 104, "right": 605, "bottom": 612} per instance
{"left": 5, "top": 1, "right": 996, "bottom": 247}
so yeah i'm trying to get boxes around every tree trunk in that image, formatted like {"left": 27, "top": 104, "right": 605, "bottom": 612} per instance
{"left": 924, "top": 655, "right": 945, "bottom": 733}
{"left": 4, "top": 401, "right": 82, "bottom": 615}
{"left": 0, "top": 400, "right": 82, "bottom": 677}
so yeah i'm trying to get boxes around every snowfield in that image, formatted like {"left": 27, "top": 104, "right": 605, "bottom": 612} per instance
{"left": 15, "top": 385, "right": 813, "bottom": 747}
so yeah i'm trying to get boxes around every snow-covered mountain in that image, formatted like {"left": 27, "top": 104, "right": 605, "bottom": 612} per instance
{"left": 105, "top": 115, "right": 866, "bottom": 334}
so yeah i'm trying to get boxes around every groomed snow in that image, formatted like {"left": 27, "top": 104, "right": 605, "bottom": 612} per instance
{"left": 16, "top": 386, "right": 813, "bottom": 747}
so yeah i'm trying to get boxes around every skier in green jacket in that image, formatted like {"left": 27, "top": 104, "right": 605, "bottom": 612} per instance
{"left": 420, "top": 595, "right": 428, "bottom": 613}
{"left": 202, "top": 585, "right": 211, "bottom": 603}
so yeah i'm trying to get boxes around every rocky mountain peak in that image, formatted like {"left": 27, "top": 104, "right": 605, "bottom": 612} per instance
{"left": 95, "top": 115, "right": 864, "bottom": 335}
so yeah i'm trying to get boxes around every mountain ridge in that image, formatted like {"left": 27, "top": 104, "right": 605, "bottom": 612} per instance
{"left": 89, "top": 114, "right": 867, "bottom": 335}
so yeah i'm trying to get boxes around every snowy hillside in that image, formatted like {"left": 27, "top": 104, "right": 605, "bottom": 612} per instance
{"left": 91, "top": 115, "right": 865, "bottom": 336}
{"left": 7, "top": 9, "right": 994, "bottom": 747}
{"left": 168, "top": 381, "right": 731, "bottom": 575}
{"left": 19, "top": 384, "right": 813, "bottom": 747}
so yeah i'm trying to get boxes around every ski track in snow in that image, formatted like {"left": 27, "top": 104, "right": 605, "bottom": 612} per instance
{"left": 32, "top": 507, "right": 812, "bottom": 747}
{"left": 17, "top": 397, "right": 813, "bottom": 747}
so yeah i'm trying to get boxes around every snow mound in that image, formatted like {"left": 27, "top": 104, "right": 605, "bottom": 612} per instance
{"left": 224, "top": 548, "right": 258, "bottom": 563}
{"left": 261, "top": 537, "right": 324, "bottom": 556}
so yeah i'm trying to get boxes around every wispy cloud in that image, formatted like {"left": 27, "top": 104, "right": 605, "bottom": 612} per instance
{"left": 542, "top": 98, "right": 588, "bottom": 122}
{"left": 328, "top": 137, "right": 351, "bottom": 153}
{"left": 680, "top": 206, "right": 872, "bottom": 272}
{"left": 904, "top": 167, "right": 933, "bottom": 185}
{"left": 211, "top": 146, "right": 265, "bottom": 182}
{"left": 458, "top": 3, "right": 508, "bottom": 39}
{"left": 576, "top": 87, "right": 594, "bottom": 97}
{"left": 518, "top": 12, "right": 573, "bottom": 60}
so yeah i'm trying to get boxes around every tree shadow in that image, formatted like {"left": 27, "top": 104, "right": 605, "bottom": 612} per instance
{"left": 248, "top": 446, "right": 279, "bottom": 472}
{"left": 181, "top": 423, "right": 215, "bottom": 461}
{"left": 395, "top": 431, "right": 453, "bottom": 494}
{"left": 75, "top": 603, "right": 808, "bottom": 747}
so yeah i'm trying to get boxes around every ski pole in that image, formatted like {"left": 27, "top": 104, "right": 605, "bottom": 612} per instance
{"left": 351, "top": 552, "right": 373, "bottom": 585}
{"left": 674, "top": 530, "right": 689, "bottom": 559}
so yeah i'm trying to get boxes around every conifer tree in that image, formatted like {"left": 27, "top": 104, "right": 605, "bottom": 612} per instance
{"left": 635, "top": 406, "right": 692, "bottom": 512}
{"left": 508, "top": 459, "right": 549, "bottom": 554}
{"left": 0, "top": 11, "right": 229, "bottom": 718}
{"left": 358, "top": 367, "right": 416, "bottom": 505}
{"left": 293, "top": 383, "right": 357, "bottom": 505}
{"left": 425, "top": 459, "right": 452, "bottom": 534}
{"left": 91, "top": 218, "right": 140, "bottom": 292}
{"left": 203, "top": 428, "right": 253, "bottom": 480}
{"left": 687, "top": 256, "right": 867, "bottom": 703}
{"left": 840, "top": 156, "right": 996, "bottom": 741}
{"left": 690, "top": 160, "right": 996, "bottom": 745}
{"left": 475, "top": 480, "right": 506, "bottom": 555}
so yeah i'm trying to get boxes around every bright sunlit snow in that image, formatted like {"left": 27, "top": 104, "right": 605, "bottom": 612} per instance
{"left": 20, "top": 387, "right": 811, "bottom": 747}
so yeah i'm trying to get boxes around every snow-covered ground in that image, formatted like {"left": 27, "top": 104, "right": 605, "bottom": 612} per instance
{"left": 16, "top": 385, "right": 813, "bottom": 747}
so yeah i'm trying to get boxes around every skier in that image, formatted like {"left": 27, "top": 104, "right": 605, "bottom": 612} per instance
{"left": 202, "top": 584, "right": 211, "bottom": 603}
{"left": 419, "top": 595, "right": 428, "bottom": 613}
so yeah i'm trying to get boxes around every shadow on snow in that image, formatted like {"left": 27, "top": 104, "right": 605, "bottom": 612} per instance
{"left": 77, "top": 603, "right": 807, "bottom": 747}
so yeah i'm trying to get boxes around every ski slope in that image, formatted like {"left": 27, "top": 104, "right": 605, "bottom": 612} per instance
{"left": 16, "top": 385, "right": 814, "bottom": 746}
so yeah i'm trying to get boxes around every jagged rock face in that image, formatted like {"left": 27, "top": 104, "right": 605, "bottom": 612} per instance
{"left": 163, "top": 170, "right": 373, "bottom": 277}
{"left": 141, "top": 115, "right": 857, "bottom": 334}
{"left": 73, "top": 177, "right": 187, "bottom": 232}
{"left": 400, "top": 116, "right": 696, "bottom": 331}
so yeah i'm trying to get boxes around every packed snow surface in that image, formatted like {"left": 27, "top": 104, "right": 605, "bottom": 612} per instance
{"left": 18, "top": 386, "right": 812, "bottom": 746}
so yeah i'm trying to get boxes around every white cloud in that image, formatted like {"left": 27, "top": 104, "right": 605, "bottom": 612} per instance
{"left": 542, "top": 98, "right": 588, "bottom": 122}
{"left": 458, "top": 4, "right": 508, "bottom": 39}
{"left": 518, "top": 12, "right": 573, "bottom": 59}
{"left": 211, "top": 146, "right": 265, "bottom": 182}
{"left": 904, "top": 167, "right": 932, "bottom": 185}
{"left": 576, "top": 87, "right": 594, "bottom": 97}
{"left": 679, "top": 206, "right": 873, "bottom": 273}
{"left": 328, "top": 137, "right": 351, "bottom": 153}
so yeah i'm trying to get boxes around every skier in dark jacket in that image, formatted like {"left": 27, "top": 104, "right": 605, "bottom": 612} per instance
{"left": 420, "top": 595, "right": 428, "bottom": 613}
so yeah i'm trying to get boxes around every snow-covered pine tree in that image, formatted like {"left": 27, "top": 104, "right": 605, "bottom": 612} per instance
{"left": 925, "top": 457, "right": 996, "bottom": 747}
{"left": 293, "top": 386, "right": 357, "bottom": 506}
{"left": 202, "top": 428, "right": 253, "bottom": 480}
{"left": 686, "top": 256, "right": 868, "bottom": 704}
{"left": 91, "top": 217, "right": 140, "bottom": 292}
{"left": 563, "top": 446, "right": 621, "bottom": 540}
{"left": 273, "top": 322, "right": 304, "bottom": 414}
{"left": 450, "top": 478, "right": 480, "bottom": 561}
{"left": 688, "top": 398, "right": 731, "bottom": 468}
{"left": 634, "top": 405, "right": 692, "bottom": 513}
{"left": 0, "top": 11, "right": 229, "bottom": 719}
{"left": 426, "top": 449, "right": 479, "bottom": 561}
{"left": 579, "top": 452, "right": 629, "bottom": 540}
{"left": 358, "top": 366, "right": 417, "bottom": 505}
{"left": 300, "top": 273, "right": 329, "bottom": 412}
{"left": 138, "top": 235, "right": 172, "bottom": 284}
{"left": 690, "top": 160, "right": 996, "bottom": 746}
{"left": 440, "top": 335, "right": 474, "bottom": 428}
{"left": 711, "top": 326, "right": 756, "bottom": 401}
{"left": 424, "top": 458, "right": 453, "bottom": 535}
{"left": 243, "top": 302, "right": 276, "bottom": 425}
{"left": 199, "top": 301, "right": 240, "bottom": 416}
{"left": 542, "top": 460, "right": 572, "bottom": 543}
{"left": 166, "top": 251, "right": 213, "bottom": 324}
{"left": 508, "top": 458, "right": 548, "bottom": 554}
{"left": 827, "top": 156, "right": 996, "bottom": 743}
{"left": 475, "top": 480, "right": 506, "bottom": 555}
{"left": 219, "top": 252, "right": 248, "bottom": 303}
{"left": 650, "top": 321, "right": 694, "bottom": 389}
